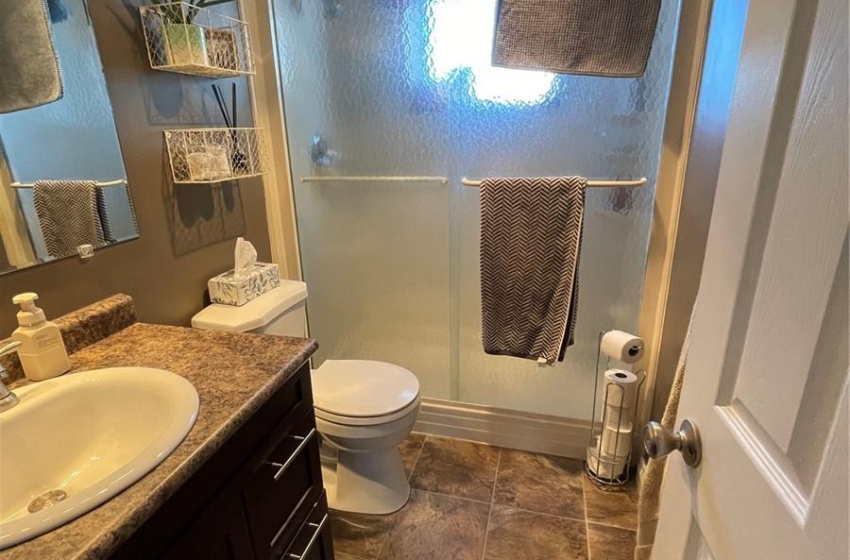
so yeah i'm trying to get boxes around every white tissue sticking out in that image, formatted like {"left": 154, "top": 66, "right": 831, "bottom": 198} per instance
{"left": 233, "top": 237, "right": 257, "bottom": 279}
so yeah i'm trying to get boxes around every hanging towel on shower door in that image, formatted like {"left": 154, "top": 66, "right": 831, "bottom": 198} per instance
{"left": 492, "top": 0, "right": 662, "bottom": 77}
{"left": 33, "top": 180, "right": 111, "bottom": 259}
{"left": 480, "top": 177, "right": 587, "bottom": 365}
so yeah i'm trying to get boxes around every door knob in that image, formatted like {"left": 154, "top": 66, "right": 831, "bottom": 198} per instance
{"left": 643, "top": 419, "right": 702, "bottom": 467}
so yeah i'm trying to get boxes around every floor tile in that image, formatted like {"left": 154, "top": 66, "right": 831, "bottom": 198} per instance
{"left": 484, "top": 506, "right": 588, "bottom": 560}
{"left": 335, "top": 553, "right": 369, "bottom": 560}
{"left": 330, "top": 509, "right": 398, "bottom": 559}
{"left": 493, "top": 449, "right": 585, "bottom": 519}
{"left": 587, "top": 523, "right": 636, "bottom": 560}
{"left": 583, "top": 478, "right": 639, "bottom": 531}
{"left": 380, "top": 490, "right": 490, "bottom": 560}
{"left": 399, "top": 433, "right": 426, "bottom": 478}
{"left": 409, "top": 437, "right": 500, "bottom": 501}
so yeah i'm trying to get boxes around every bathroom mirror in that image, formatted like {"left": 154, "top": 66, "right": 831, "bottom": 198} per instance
{"left": 0, "top": 0, "right": 139, "bottom": 276}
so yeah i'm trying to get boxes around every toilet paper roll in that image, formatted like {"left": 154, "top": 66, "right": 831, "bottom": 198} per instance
{"left": 600, "top": 330, "right": 644, "bottom": 364}
{"left": 601, "top": 426, "right": 632, "bottom": 457}
{"left": 603, "top": 402, "right": 635, "bottom": 431}
{"left": 603, "top": 369, "right": 639, "bottom": 408}
{"left": 586, "top": 445, "right": 627, "bottom": 480}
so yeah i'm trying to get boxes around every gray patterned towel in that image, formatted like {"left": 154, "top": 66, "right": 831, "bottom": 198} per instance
{"left": 480, "top": 177, "right": 586, "bottom": 364}
{"left": 492, "top": 0, "right": 662, "bottom": 77}
{"left": 0, "top": 0, "right": 63, "bottom": 113}
{"left": 34, "top": 180, "right": 111, "bottom": 258}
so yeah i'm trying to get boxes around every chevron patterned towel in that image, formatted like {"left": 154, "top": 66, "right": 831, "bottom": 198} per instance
{"left": 480, "top": 177, "right": 587, "bottom": 365}
{"left": 34, "top": 180, "right": 111, "bottom": 258}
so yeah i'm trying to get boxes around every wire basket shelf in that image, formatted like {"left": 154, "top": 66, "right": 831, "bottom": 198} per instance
{"left": 140, "top": 2, "right": 255, "bottom": 78}
{"left": 164, "top": 128, "right": 269, "bottom": 184}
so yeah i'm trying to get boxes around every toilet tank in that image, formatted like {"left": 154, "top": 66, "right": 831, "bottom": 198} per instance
{"left": 191, "top": 280, "right": 308, "bottom": 337}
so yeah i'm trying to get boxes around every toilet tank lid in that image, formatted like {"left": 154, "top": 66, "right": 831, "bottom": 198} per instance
{"left": 191, "top": 281, "right": 307, "bottom": 332}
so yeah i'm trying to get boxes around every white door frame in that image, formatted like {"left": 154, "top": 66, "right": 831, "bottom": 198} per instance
{"left": 239, "top": 0, "right": 303, "bottom": 281}
{"left": 634, "top": 0, "right": 714, "bottom": 450}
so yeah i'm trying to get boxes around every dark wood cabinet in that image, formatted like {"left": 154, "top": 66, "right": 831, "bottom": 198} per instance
{"left": 283, "top": 493, "right": 334, "bottom": 560}
{"left": 162, "top": 487, "right": 254, "bottom": 560}
{"left": 114, "top": 363, "right": 334, "bottom": 560}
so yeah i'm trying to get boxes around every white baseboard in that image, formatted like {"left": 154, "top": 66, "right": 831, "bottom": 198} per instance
{"left": 414, "top": 398, "right": 595, "bottom": 460}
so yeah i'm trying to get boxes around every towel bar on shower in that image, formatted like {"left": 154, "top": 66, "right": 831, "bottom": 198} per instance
{"left": 461, "top": 177, "right": 647, "bottom": 188}
{"left": 300, "top": 175, "right": 448, "bottom": 184}
{"left": 299, "top": 176, "right": 645, "bottom": 187}
{"left": 10, "top": 178, "right": 128, "bottom": 189}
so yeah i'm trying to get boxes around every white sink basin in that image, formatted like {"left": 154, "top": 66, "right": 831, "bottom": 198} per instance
{"left": 0, "top": 367, "right": 199, "bottom": 550}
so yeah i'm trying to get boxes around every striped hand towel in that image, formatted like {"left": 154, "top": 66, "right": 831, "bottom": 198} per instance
{"left": 480, "top": 177, "right": 587, "bottom": 364}
{"left": 33, "top": 180, "right": 112, "bottom": 258}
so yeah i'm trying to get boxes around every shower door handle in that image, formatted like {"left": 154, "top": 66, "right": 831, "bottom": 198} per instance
{"left": 310, "top": 135, "right": 340, "bottom": 166}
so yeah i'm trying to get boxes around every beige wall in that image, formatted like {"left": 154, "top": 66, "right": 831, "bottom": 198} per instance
{"left": 0, "top": 1, "right": 272, "bottom": 334}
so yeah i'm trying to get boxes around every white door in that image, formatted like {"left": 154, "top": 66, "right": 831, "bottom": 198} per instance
{"left": 651, "top": 0, "right": 849, "bottom": 557}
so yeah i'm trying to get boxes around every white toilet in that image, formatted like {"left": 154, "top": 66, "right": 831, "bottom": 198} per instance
{"left": 191, "top": 281, "right": 420, "bottom": 515}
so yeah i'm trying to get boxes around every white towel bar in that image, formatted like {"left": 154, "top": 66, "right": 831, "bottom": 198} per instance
{"left": 11, "top": 178, "right": 127, "bottom": 189}
{"left": 462, "top": 177, "right": 647, "bottom": 188}
{"left": 301, "top": 176, "right": 448, "bottom": 184}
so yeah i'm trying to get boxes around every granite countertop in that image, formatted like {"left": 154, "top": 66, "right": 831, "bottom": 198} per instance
{"left": 2, "top": 322, "right": 318, "bottom": 560}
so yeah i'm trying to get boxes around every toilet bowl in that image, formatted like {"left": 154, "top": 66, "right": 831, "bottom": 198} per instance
{"left": 312, "top": 359, "right": 420, "bottom": 514}
{"left": 191, "top": 282, "right": 421, "bottom": 515}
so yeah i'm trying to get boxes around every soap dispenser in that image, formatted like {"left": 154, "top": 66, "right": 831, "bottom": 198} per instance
{"left": 11, "top": 292, "right": 71, "bottom": 381}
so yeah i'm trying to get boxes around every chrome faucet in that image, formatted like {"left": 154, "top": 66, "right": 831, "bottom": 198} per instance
{"left": 0, "top": 340, "right": 22, "bottom": 412}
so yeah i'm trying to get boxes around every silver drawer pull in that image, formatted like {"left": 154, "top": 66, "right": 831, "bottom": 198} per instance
{"left": 270, "top": 428, "right": 316, "bottom": 481}
{"left": 288, "top": 514, "right": 328, "bottom": 559}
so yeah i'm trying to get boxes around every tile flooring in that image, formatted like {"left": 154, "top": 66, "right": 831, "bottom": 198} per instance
{"left": 330, "top": 434, "right": 638, "bottom": 560}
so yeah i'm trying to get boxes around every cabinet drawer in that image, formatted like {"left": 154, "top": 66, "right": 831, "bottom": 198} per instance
{"left": 282, "top": 493, "right": 334, "bottom": 560}
{"left": 244, "top": 411, "right": 324, "bottom": 559}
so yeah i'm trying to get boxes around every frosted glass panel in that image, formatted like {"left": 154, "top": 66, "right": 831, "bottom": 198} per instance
{"left": 453, "top": 0, "right": 681, "bottom": 417}
{"left": 275, "top": 0, "right": 680, "bottom": 416}
{"left": 275, "top": 0, "right": 452, "bottom": 399}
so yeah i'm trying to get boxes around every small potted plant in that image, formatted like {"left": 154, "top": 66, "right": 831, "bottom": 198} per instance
{"left": 150, "top": 0, "right": 237, "bottom": 68}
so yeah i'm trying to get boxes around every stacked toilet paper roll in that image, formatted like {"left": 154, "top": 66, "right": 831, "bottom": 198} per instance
{"left": 587, "top": 369, "right": 640, "bottom": 480}
{"left": 600, "top": 369, "right": 638, "bottom": 456}
{"left": 587, "top": 438, "right": 626, "bottom": 480}
{"left": 603, "top": 369, "right": 640, "bottom": 411}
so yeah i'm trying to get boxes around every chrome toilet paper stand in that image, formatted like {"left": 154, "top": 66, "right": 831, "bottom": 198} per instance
{"left": 585, "top": 331, "right": 647, "bottom": 488}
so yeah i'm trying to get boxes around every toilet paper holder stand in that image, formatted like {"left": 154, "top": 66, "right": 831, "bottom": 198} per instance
{"left": 585, "top": 331, "right": 647, "bottom": 488}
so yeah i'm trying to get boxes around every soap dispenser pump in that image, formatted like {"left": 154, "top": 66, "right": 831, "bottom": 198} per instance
{"left": 11, "top": 292, "right": 71, "bottom": 381}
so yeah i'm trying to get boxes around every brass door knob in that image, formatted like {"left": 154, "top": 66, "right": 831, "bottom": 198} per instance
{"left": 643, "top": 419, "right": 702, "bottom": 467}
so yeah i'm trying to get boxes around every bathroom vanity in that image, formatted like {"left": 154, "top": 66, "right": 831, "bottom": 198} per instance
{"left": 1, "top": 299, "right": 333, "bottom": 560}
{"left": 115, "top": 363, "right": 333, "bottom": 560}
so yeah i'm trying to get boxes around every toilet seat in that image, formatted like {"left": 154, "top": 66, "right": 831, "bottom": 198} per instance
{"left": 315, "top": 398, "right": 420, "bottom": 426}
{"left": 312, "top": 360, "right": 420, "bottom": 426}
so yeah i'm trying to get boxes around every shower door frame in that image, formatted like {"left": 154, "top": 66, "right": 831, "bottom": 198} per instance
{"left": 241, "top": 0, "right": 716, "bottom": 458}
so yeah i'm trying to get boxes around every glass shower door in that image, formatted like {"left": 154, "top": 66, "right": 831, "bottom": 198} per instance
{"left": 274, "top": 0, "right": 453, "bottom": 399}
{"left": 274, "top": 0, "right": 680, "bottom": 420}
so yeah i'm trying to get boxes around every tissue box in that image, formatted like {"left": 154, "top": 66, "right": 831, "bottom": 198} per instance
{"left": 208, "top": 262, "right": 280, "bottom": 306}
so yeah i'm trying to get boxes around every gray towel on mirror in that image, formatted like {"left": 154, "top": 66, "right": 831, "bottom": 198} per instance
{"left": 0, "top": 0, "right": 63, "bottom": 114}
{"left": 33, "top": 180, "right": 109, "bottom": 258}
{"left": 493, "top": 0, "right": 662, "bottom": 77}
{"left": 480, "top": 177, "right": 586, "bottom": 365}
